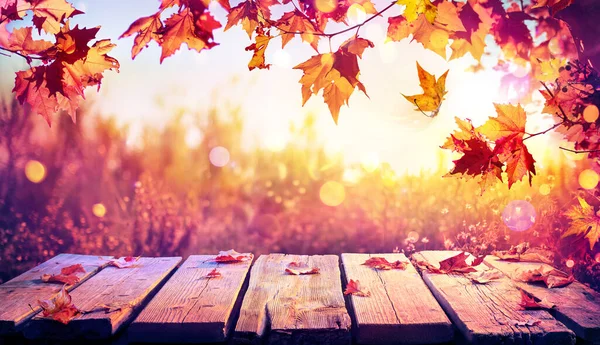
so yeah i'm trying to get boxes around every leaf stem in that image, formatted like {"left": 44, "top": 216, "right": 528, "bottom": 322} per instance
{"left": 559, "top": 147, "right": 600, "bottom": 154}
{"left": 523, "top": 121, "right": 564, "bottom": 140}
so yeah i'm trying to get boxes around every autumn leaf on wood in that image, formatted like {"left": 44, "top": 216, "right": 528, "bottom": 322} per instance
{"left": 285, "top": 262, "right": 320, "bottom": 275}
{"left": 467, "top": 269, "right": 503, "bottom": 284}
{"left": 511, "top": 318, "right": 542, "bottom": 327}
{"left": 417, "top": 252, "right": 482, "bottom": 274}
{"left": 402, "top": 62, "right": 448, "bottom": 117}
{"left": 492, "top": 244, "right": 554, "bottom": 264}
{"left": 518, "top": 289, "right": 555, "bottom": 310}
{"left": 206, "top": 268, "right": 222, "bottom": 278}
{"left": 215, "top": 249, "right": 253, "bottom": 263}
{"left": 294, "top": 36, "right": 373, "bottom": 124}
{"left": 563, "top": 197, "right": 600, "bottom": 250}
{"left": 38, "top": 285, "right": 80, "bottom": 324}
{"left": 515, "top": 265, "right": 574, "bottom": 288}
{"left": 344, "top": 279, "right": 370, "bottom": 297}
{"left": 107, "top": 256, "right": 141, "bottom": 268}
{"left": 362, "top": 257, "right": 408, "bottom": 270}
{"left": 41, "top": 263, "right": 85, "bottom": 285}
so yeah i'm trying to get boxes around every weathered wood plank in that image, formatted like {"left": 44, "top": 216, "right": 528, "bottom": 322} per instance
{"left": 22, "top": 257, "right": 181, "bottom": 340}
{"left": 485, "top": 255, "right": 600, "bottom": 343}
{"left": 128, "top": 254, "right": 252, "bottom": 343}
{"left": 341, "top": 253, "right": 453, "bottom": 344}
{"left": 0, "top": 254, "right": 108, "bottom": 334}
{"left": 233, "top": 254, "right": 351, "bottom": 345}
{"left": 413, "top": 251, "right": 576, "bottom": 345}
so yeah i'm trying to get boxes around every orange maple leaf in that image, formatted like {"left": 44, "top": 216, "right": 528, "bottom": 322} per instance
{"left": 402, "top": 62, "right": 448, "bottom": 117}
{"left": 38, "top": 285, "right": 80, "bottom": 324}
{"left": 277, "top": 10, "right": 320, "bottom": 51}
{"left": 120, "top": 14, "right": 162, "bottom": 59}
{"left": 245, "top": 28, "right": 271, "bottom": 70}
{"left": 294, "top": 36, "right": 373, "bottom": 124}
{"left": 344, "top": 279, "right": 370, "bottom": 297}
{"left": 106, "top": 256, "right": 141, "bottom": 268}
{"left": 563, "top": 197, "right": 600, "bottom": 250}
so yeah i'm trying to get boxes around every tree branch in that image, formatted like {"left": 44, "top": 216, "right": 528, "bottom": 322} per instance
{"left": 0, "top": 46, "right": 44, "bottom": 63}
{"left": 523, "top": 121, "right": 564, "bottom": 140}
{"left": 559, "top": 147, "right": 600, "bottom": 154}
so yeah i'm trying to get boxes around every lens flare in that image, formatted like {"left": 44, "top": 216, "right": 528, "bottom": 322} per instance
{"left": 209, "top": 146, "right": 230, "bottom": 167}
{"left": 579, "top": 169, "right": 599, "bottom": 190}
{"left": 583, "top": 105, "right": 599, "bottom": 123}
{"left": 25, "top": 160, "right": 46, "bottom": 183}
{"left": 502, "top": 200, "right": 536, "bottom": 232}
{"left": 539, "top": 184, "right": 551, "bottom": 195}
{"left": 319, "top": 181, "right": 345, "bottom": 206}
{"left": 92, "top": 203, "right": 107, "bottom": 218}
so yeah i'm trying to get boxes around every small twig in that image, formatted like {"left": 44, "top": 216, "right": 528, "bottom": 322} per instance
{"left": 0, "top": 46, "right": 44, "bottom": 62}
{"left": 559, "top": 147, "right": 600, "bottom": 154}
{"left": 523, "top": 121, "right": 564, "bottom": 140}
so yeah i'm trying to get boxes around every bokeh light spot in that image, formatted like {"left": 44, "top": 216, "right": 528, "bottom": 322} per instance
{"left": 185, "top": 127, "right": 203, "bottom": 148}
{"left": 347, "top": 3, "right": 366, "bottom": 24}
{"left": 566, "top": 259, "right": 575, "bottom": 268}
{"left": 502, "top": 200, "right": 536, "bottom": 232}
{"left": 315, "top": 0, "right": 337, "bottom": 13}
{"left": 360, "top": 152, "right": 379, "bottom": 173}
{"left": 92, "top": 203, "right": 106, "bottom": 218}
{"left": 319, "top": 181, "right": 345, "bottom": 207}
{"left": 579, "top": 169, "right": 599, "bottom": 190}
{"left": 25, "top": 160, "right": 46, "bottom": 183}
{"left": 583, "top": 104, "right": 599, "bottom": 123}
{"left": 209, "top": 146, "right": 230, "bottom": 167}
{"left": 539, "top": 184, "right": 551, "bottom": 195}
{"left": 407, "top": 231, "right": 419, "bottom": 242}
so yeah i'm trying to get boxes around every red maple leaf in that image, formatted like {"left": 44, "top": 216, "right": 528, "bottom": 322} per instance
{"left": 215, "top": 250, "right": 253, "bottom": 263}
{"left": 38, "top": 285, "right": 80, "bottom": 324}
{"left": 344, "top": 279, "right": 370, "bottom": 297}
{"left": 206, "top": 268, "right": 222, "bottom": 278}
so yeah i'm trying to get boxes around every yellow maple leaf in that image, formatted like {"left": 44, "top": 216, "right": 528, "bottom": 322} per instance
{"left": 397, "top": 0, "right": 437, "bottom": 24}
{"left": 402, "top": 62, "right": 448, "bottom": 116}
{"left": 564, "top": 197, "right": 600, "bottom": 250}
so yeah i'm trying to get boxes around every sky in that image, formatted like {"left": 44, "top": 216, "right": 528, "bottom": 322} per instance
{"left": 0, "top": 0, "right": 565, "bottom": 175}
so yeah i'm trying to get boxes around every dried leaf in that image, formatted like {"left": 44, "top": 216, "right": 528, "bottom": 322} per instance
{"left": 467, "top": 269, "right": 503, "bottom": 284}
{"left": 493, "top": 244, "right": 554, "bottom": 264}
{"left": 344, "top": 279, "right": 370, "bottom": 297}
{"left": 107, "top": 256, "right": 141, "bottom": 268}
{"left": 563, "top": 197, "right": 600, "bottom": 250}
{"left": 518, "top": 289, "right": 554, "bottom": 310}
{"left": 285, "top": 262, "right": 320, "bottom": 275}
{"left": 215, "top": 249, "right": 253, "bottom": 263}
{"left": 515, "top": 265, "right": 574, "bottom": 288}
{"left": 38, "top": 285, "right": 80, "bottom": 324}
{"left": 402, "top": 62, "right": 448, "bottom": 116}
{"left": 206, "top": 268, "right": 222, "bottom": 278}
{"left": 362, "top": 257, "right": 408, "bottom": 270}
{"left": 41, "top": 264, "right": 85, "bottom": 285}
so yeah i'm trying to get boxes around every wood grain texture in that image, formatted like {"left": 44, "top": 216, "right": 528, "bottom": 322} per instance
{"left": 341, "top": 253, "right": 453, "bottom": 344}
{"left": 0, "top": 254, "right": 109, "bottom": 334}
{"left": 233, "top": 254, "right": 351, "bottom": 345}
{"left": 128, "top": 255, "right": 252, "bottom": 343}
{"left": 413, "top": 251, "right": 576, "bottom": 345}
{"left": 22, "top": 257, "right": 181, "bottom": 340}
{"left": 485, "top": 255, "right": 600, "bottom": 343}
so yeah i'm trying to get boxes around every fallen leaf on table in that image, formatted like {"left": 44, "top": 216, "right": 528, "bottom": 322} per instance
{"left": 285, "top": 262, "right": 320, "bottom": 275}
{"left": 518, "top": 289, "right": 554, "bottom": 310}
{"left": 362, "top": 257, "right": 409, "bottom": 270}
{"left": 215, "top": 249, "right": 253, "bottom": 263}
{"left": 492, "top": 243, "right": 554, "bottom": 264}
{"left": 206, "top": 268, "right": 222, "bottom": 278}
{"left": 417, "top": 252, "right": 482, "bottom": 274}
{"left": 41, "top": 264, "right": 86, "bottom": 285}
{"left": 467, "top": 269, "right": 503, "bottom": 284}
{"left": 107, "top": 256, "right": 141, "bottom": 268}
{"left": 344, "top": 279, "right": 371, "bottom": 297}
{"left": 515, "top": 265, "right": 574, "bottom": 288}
{"left": 511, "top": 318, "right": 542, "bottom": 327}
{"left": 38, "top": 285, "right": 80, "bottom": 324}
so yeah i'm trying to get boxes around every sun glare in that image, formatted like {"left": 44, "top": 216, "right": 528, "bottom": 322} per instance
{"left": 25, "top": 160, "right": 46, "bottom": 184}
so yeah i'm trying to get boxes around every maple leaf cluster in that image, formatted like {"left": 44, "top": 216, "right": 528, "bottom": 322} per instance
{"left": 0, "top": 0, "right": 119, "bottom": 125}
{"left": 442, "top": 103, "right": 537, "bottom": 193}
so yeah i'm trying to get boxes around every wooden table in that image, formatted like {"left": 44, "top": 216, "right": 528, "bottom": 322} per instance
{"left": 1, "top": 251, "right": 597, "bottom": 345}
